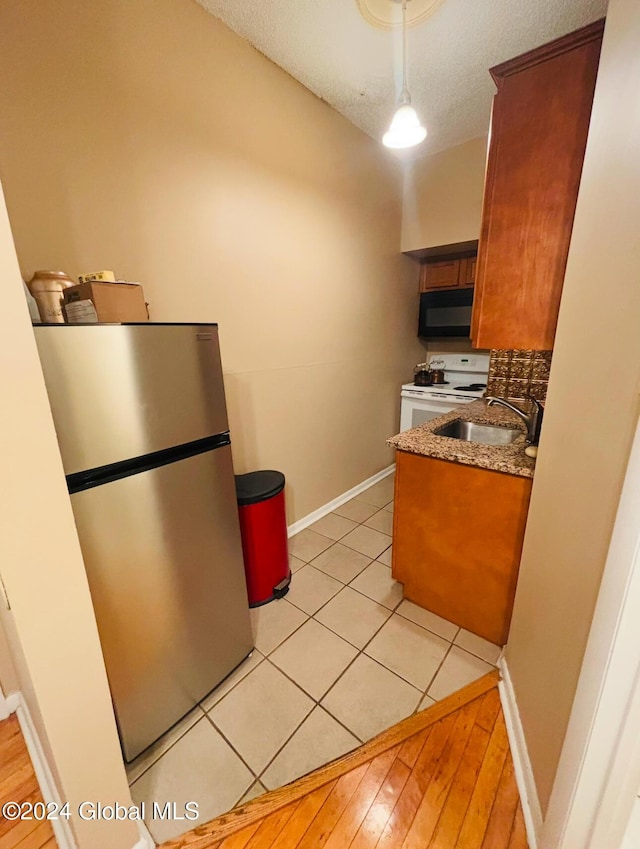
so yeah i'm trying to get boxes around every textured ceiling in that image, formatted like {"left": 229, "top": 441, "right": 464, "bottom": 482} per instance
{"left": 196, "top": 0, "right": 608, "bottom": 157}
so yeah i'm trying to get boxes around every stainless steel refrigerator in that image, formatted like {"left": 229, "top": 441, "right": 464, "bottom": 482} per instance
{"left": 34, "top": 323, "right": 253, "bottom": 762}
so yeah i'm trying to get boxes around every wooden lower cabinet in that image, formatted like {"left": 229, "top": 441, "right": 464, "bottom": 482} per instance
{"left": 392, "top": 451, "right": 532, "bottom": 645}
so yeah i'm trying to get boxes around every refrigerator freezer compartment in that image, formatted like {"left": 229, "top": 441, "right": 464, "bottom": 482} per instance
{"left": 35, "top": 324, "right": 230, "bottom": 476}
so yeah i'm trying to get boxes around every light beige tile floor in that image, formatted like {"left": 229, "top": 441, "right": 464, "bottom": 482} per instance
{"left": 396, "top": 599, "right": 460, "bottom": 641}
{"left": 454, "top": 627, "right": 503, "bottom": 664}
{"left": 310, "top": 542, "right": 371, "bottom": 583}
{"left": 308, "top": 512, "right": 358, "bottom": 541}
{"left": 250, "top": 598, "right": 307, "bottom": 654}
{"left": 289, "top": 554, "right": 306, "bottom": 573}
{"left": 208, "top": 660, "right": 314, "bottom": 774}
{"left": 285, "top": 564, "right": 342, "bottom": 614}
{"left": 341, "top": 524, "right": 393, "bottom": 559}
{"left": 130, "top": 717, "right": 254, "bottom": 843}
{"left": 315, "top": 586, "right": 391, "bottom": 649}
{"left": 321, "top": 654, "right": 421, "bottom": 741}
{"left": 376, "top": 545, "right": 392, "bottom": 566}
{"left": 261, "top": 707, "right": 359, "bottom": 791}
{"left": 350, "top": 560, "right": 404, "bottom": 609}
{"left": 427, "top": 646, "right": 495, "bottom": 701}
{"left": 364, "top": 508, "right": 394, "bottom": 536}
{"left": 129, "top": 469, "right": 501, "bottom": 840}
{"left": 418, "top": 693, "right": 437, "bottom": 711}
{"left": 364, "top": 614, "right": 450, "bottom": 691}
{"left": 270, "top": 619, "right": 358, "bottom": 699}
{"left": 355, "top": 476, "right": 395, "bottom": 507}
{"left": 288, "top": 528, "right": 333, "bottom": 562}
{"left": 333, "top": 498, "right": 379, "bottom": 523}
{"left": 238, "top": 780, "right": 267, "bottom": 805}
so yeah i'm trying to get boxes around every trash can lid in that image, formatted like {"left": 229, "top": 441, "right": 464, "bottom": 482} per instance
{"left": 235, "top": 470, "right": 285, "bottom": 506}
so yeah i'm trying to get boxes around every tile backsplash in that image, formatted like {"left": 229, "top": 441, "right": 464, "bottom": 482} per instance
{"left": 486, "top": 349, "right": 552, "bottom": 403}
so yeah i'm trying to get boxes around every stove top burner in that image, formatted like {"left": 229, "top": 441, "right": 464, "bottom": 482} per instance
{"left": 454, "top": 383, "right": 487, "bottom": 391}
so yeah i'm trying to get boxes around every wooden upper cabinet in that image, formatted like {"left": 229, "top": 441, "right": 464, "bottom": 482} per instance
{"left": 471, "top": 20, "right": 604, "bottom": 350}
{"left": 420, "top": 259, "right": 460, "bottom": 291}
{"left": 459, "top": 256, "right": 476, "bottom": 287}
{"left": 419, "top": 255, "right": 476, "bottom": 292}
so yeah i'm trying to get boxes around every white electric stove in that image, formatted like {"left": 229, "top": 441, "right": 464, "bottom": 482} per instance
{"left": 400, "top": 353, "right": 491, "bottom": 432}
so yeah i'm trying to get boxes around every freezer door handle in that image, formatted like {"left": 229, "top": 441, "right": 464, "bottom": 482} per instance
{"left": 66, "top": 432, "right": 231, "bottom": 494}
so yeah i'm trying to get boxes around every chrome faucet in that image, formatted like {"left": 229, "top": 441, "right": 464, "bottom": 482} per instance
{"left": 485, "top": 396, "right": 544, "bottom": 445}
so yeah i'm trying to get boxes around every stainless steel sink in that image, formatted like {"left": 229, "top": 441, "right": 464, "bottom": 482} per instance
{"left": 434, "top": 419, "right": 522, "bottom": 446}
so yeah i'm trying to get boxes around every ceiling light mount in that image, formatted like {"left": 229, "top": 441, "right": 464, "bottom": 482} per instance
{"left": 356, "top": 0, "right": 445, "bottom": 31}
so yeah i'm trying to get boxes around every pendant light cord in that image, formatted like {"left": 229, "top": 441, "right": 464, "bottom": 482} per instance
{"left": 400, "top": 0, "right": 410, "bottom": 105}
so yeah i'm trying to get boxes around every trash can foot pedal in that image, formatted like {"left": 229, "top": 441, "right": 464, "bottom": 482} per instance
{"left": 273, "top": 576, "right": 291, "bottom": 599}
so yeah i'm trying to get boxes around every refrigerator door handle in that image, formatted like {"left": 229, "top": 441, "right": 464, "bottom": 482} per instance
{"left": 66, "top": 432, "right": 231, "bottom": 494}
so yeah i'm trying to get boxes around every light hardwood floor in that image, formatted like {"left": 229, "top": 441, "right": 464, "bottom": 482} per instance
{"left": 0, "top": 714, "right": 57, "bottom": 849}
{"left": 161, "top": 671, "right": 528, "bottom": 849}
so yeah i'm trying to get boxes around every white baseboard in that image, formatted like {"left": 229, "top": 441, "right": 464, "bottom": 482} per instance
{"left": 6, "top": 691, "right": 77, "bottom": 849}
{"left": 0, "top": 682, "right": 11, "bottom": 721}
{"left": 287, "top": 464, "right": 395, "bottom": 538}
{"left": 133, "top": 819, "right": 156, "bottom": 848}
{"left": 5, "top": 693, "right": 19, "bottom": 717}
{"left": 498, "top": 658, "right": 543, "bottom": 849}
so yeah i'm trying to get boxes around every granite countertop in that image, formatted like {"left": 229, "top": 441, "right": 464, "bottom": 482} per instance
{"left": 387, "top": 399, "right": 536, "bottom": 478}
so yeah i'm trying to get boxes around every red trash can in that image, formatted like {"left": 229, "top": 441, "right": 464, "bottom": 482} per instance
{"left": 235, "top": 470, "right": 291, "bottom": 607}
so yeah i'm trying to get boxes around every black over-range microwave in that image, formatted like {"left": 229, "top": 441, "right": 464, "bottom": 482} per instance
{"left": 418, "top": 288, "right": 474, "bottom": 339}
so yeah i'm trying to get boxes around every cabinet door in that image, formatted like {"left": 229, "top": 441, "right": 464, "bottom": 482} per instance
{"left": 458, "top": 256, "right": 476, "bottom": 288}
{"left": 472, "top": 22, "right": 603, "bottom": 350}
{"left": 419, "top": 259, "right": 460, "bottom": 292}
{"left": 392, "top": 451, "right": 532, "bottom": 645}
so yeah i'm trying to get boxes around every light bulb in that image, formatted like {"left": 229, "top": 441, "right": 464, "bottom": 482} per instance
{"left": 383, "top": 104, "right": 427, "bottom": 149}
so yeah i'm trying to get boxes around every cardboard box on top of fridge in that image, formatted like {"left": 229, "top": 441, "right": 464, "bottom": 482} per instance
{"left": 64, "top": 299, "right": 98, "bottom": 324}
{"left": 63, "top": 281, "right": 148, "bottom": 323}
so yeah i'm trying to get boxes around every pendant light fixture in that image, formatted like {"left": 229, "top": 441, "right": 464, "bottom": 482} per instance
{"left": 383, "top": 0, "right": 427, "bottom": 149}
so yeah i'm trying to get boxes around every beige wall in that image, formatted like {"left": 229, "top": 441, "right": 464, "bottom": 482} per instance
{"left": 0, "top": 184, "right": 139, "bottom": 847}
{"left": 401, "top": 135, "right": 490, "bottom": 357}
{"left": 424, "top": 339, "right": 478, "bottom": 357}
{"left": 0, "top": 0, "right": 423, "bottom": 525}
{"left": 401, "top": 136, "right": 488, "bottom": 252}
{"left": 505, "top": 0, "right": 640, "bottom": 815}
